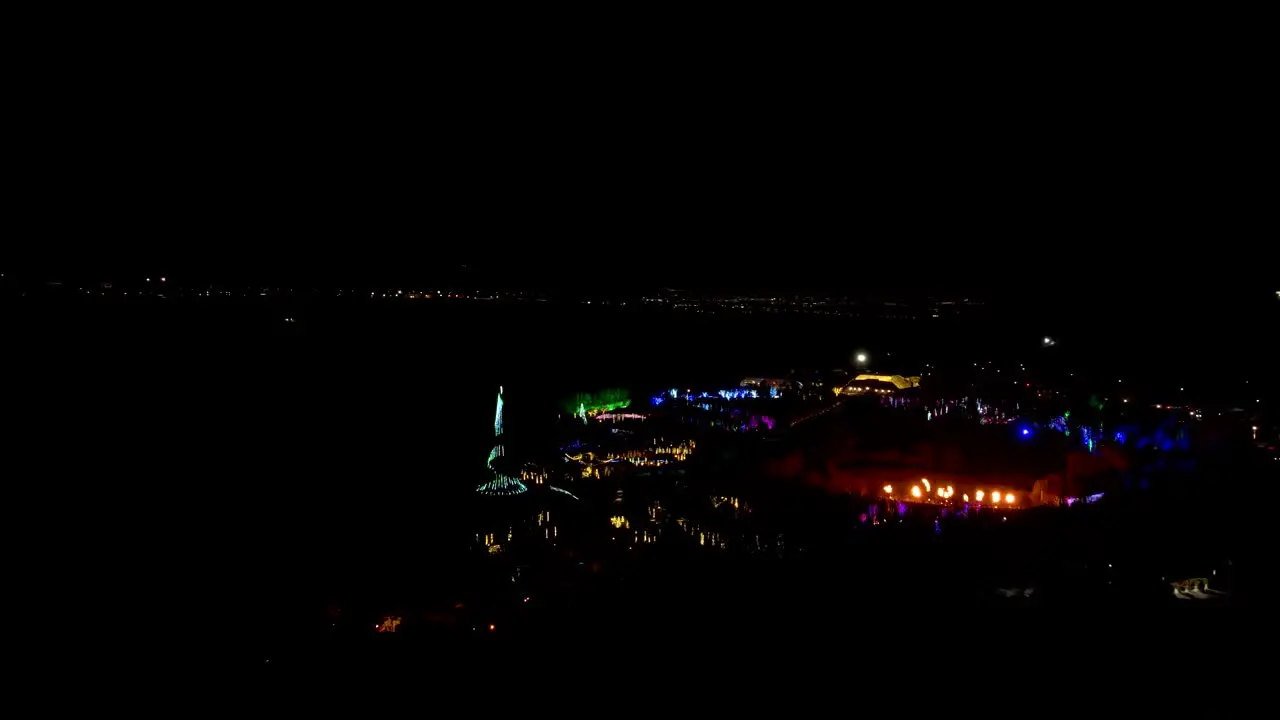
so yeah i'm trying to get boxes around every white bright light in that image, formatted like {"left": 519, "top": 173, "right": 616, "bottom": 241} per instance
{"left": 856, "top": 353, "right": 867, "bottom": 364}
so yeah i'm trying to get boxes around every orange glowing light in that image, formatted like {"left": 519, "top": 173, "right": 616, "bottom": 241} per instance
{"left": 921, "top": 478, "right": 931, "bottom": 492}
{"left": 990, "top": 493, "right": 1000, "bottom": 503}
{"left": 975, "top": 490, "right": 985, "bottom": 502}
{"left": 911, "top": 486, "right": 922, "bottom": 498}
{"left": 883, "top": 485, "right": 894, "bottom": 495}
{"left": 963, "top": 494, "right": 970, "bottom": 503}
{"left": 488, "top": 623, "right": 496, "bottom": 632}
{"left": 937, "top": 487, "right": 946, "bottom": 498}
{"left": 1005, "top": 493, "right": 1015, "bottom": 504}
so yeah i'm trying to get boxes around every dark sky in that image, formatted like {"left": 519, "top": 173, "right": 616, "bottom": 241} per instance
{"left": 8, "top": 9, "right": 1273, "bottom": 295}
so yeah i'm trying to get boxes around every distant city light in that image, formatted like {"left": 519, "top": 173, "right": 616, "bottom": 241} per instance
{"left": 921, "top": 478, "right": 931, "bottom": 492}
{"left": 975, "top": 490, "right": 985, "bottom": 502}
{"left": 883, "top": 485, "right": 893, "bottom": 495}
{"left": 911, "top": 486, "right": 922, "bottom": 498}
{"left": 990, "top": 493, "right": 1000, "bottom": 504}
{"left": 1005, "top": 493, "right": 1015, "bottom": 504}
{"left": 963, "top": 494, "right": 969, "bottom": 503}
{"left": 1043, "top": 336, "right": 1053, "bottom": 346}
{"left": 160, "top": 277, "right": 166, "bottom": 282}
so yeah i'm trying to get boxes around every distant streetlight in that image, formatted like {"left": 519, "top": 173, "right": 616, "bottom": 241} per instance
{"left": 855, "top": 352, "right": 868, "bottom": 366}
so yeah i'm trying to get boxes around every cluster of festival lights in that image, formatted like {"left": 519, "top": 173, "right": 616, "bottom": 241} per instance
{"left": 655, "top": 387, "right": 780, "bottom": 405}
{"left": 594, "top": 412, "right": 648, "bottom": 422}
{"left": 886, "top": 481, "right": 1017, "bottom": 506}
{"left": 565, "top": 389, "right": 631, "bottom": 419}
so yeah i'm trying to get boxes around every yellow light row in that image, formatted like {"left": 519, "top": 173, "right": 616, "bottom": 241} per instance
{"left": 883, "top": 481, "right": 1016, "bottom": 505}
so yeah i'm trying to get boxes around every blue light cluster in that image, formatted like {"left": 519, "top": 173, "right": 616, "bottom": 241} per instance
{"left": 1080, "top": 425, "right": 1095, "bottom": 453}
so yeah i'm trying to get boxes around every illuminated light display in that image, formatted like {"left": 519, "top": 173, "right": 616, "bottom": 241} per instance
{"left": 651, "top": 395, "right": 666, "bottom": 406}
{"left": 911, "top": 486, "right": 922, "bottom": 498}
{"left": 852, "top": 374, "right": 919, "bottom": 390}
{"left": 376, "top": 616, "right": 402, "bottom": 633}
{"left": 717, "top": 388, "right": 760, "bottom": 400}
{"left": 564, "top": 388, "right": 632, "bottom": 418}
{"left": 921, "top": 478, "right": 931, "bottom": 493}
{"left": 975, "top": 490, "right": 985, "bottom": 502}
{"left": 594, "top": 412, "right": 648, "bottom": 422}
{"left": 883, "top": 485, "right": 893, "bottom": 495}
{"left": 742, "top": 415, "right": 776, "bottom": 431}
{"left": 477, "top": 387, "right": 529, "bottom": 496}
{"left": 990, "top": 492, "right": 1000, "bottom": 504}
{"left": 1005, "top": 493, "right": 1015, "bottom": 504}
{"left": 550, "top": 486, "right": 579, "bottom": 500}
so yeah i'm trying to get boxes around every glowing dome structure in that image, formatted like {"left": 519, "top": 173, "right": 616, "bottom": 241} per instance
{"left": 476, "top": 386, "right": 528, "bottom": 496}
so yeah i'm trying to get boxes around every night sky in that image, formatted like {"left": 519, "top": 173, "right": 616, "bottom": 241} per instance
{"left": 7, "top": 9, "right": 1270, "bottom": 301}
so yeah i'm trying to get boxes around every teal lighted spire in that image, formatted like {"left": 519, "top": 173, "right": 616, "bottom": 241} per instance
{"left": 477, "top": 386, "right": 527, "bottom": 496}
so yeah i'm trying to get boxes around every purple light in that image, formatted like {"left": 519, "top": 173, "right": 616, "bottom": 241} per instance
{"left": 1021, "top": 428, "right": 1030, "bottom": 436}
